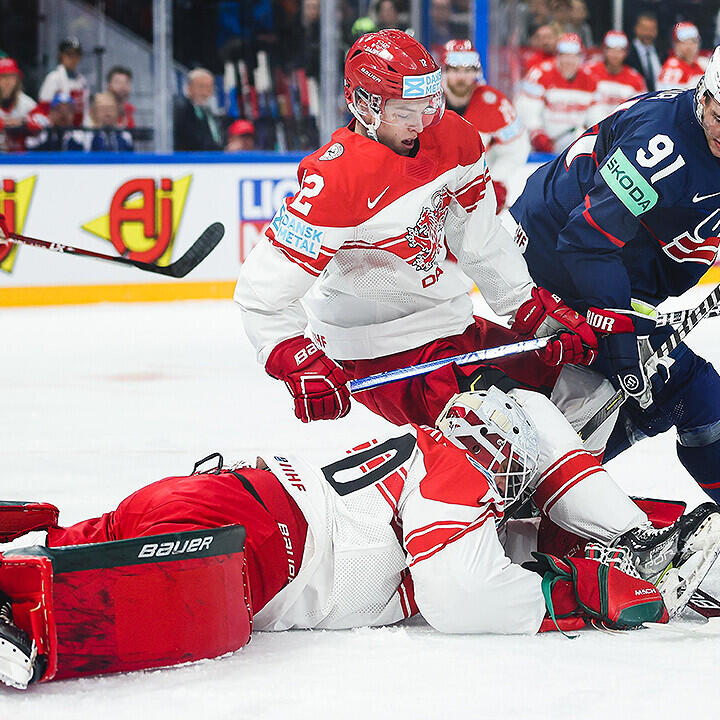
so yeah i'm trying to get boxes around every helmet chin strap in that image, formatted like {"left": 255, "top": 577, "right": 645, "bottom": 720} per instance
{"left": 348, "top": 101, "right": 382, "bottom": 141}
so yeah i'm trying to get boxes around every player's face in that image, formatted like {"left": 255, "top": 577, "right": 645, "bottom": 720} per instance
{"left": 675, "top": 38, "right": 699, "bottom": 64}
{"left": 635, "top": 18, "right": 657, "bottom": 45}
{"left": 700, "top": 94, "right": 720, "bottom": 158}
{"left": 0, "top": 73, "right": 18, "bottom": 99}
{"left": 556, "top": 53, "right": 581, "bottom": 79}
{"left": 377, "top": 97, "right": 435, "bottom": 155}
{"left": 604, "top": 47, "right": 626, "bottom": 72}
{"left": 445, "top": 66, "right": 477, "bottom": 97}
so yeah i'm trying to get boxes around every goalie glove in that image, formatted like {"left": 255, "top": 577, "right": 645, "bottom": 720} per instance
{"left": 265, "top": 335, "right": 351, "bottom": 423}
{"left": 511, "top": 287, "right": 598, "bottom": 366}
{"left": 526, "top": 546, "right": 668, "bottom": 632}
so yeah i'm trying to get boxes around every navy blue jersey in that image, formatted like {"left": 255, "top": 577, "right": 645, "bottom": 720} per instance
{"left": 511, "top": 89, "right": 720, "bottom": 315}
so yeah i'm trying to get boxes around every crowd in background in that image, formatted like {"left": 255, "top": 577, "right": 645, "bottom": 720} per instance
{"left": 0, "top": 0, "right": 718, "bottom": 155}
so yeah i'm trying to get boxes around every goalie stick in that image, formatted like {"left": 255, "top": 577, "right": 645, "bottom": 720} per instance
{"left": 0, "top": 215, "right": 224, "bottom": 278}
{"left": 578, "top": 284, "right": 720, "bottom": 442}
{"left": 688, "top": 588, "right": 720, "bottom": 618}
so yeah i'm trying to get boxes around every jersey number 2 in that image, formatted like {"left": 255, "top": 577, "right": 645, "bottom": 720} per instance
{"left": 290, "top": 173, "right": 324, "bottom": 216}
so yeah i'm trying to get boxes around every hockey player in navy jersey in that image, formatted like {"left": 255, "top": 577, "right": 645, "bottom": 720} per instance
{"left": 510, "top": 47, "right": 720, "bottom": 501}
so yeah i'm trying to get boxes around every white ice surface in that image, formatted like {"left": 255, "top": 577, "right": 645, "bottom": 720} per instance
{"left": 2, "top": 290, "right": 720, "bottom": 718}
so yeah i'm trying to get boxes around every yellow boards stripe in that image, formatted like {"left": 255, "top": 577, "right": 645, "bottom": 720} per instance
{"left": 0, "top": 280, "right": 236, "bottom": 307}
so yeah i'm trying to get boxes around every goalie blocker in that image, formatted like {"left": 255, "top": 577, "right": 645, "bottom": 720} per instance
{"left": 0, "top": 520, "right": 251, "bottom": 687}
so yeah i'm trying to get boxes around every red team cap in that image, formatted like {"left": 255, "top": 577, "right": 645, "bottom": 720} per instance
{"left": 0, "top": 57, "right": 22, "bottom": 76}
{"left": 442, "top": 39, "right": 485, "bottom": 84}
{"left": 344, "top": 29, "right": 445, "bottom": 140}
{"left": 603, "top": 30, "right": 628, "bottom": 49}
{"left": 442, "top": 39, "right": 481, "bottom": 68}
{"left": 556, "top": 33, "right": 583, "bottom": 55}
{"left": 673, "top": 22, "right": 700, "bottom": 43}
{"left": 228, "top": 119, "right": 255, "bottom": 136}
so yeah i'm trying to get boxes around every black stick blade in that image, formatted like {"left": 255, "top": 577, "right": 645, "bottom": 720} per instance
{"left": 130, "top": 222, "right": 225, "bottom": 278}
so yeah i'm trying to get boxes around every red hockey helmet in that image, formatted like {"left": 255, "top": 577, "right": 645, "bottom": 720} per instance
{"left": 437, "top": 386, "right": 539, "bottom": 506}
{"left": 344, "top": 29, "right": 445, "bottom": 140}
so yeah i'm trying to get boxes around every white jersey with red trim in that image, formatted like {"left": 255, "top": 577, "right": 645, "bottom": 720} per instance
{"left": 254, "top": 386, "right": 645, "bottom": 634}
{"left": 515, "top": 60, "right": 598, "bottom": 153}
{"left": 583, "top": 61, "right": 646, "bottom": 122}
{"left": 460, "top": 84, "right": 530, "bottom": 194}
{"left": 234, "top": 111, "right": 535, "bottom": 362}
{"left": 38, "top": 64, "right": 90, "bottom": 127}
{"left": 657, "top": 55, "right": 705, "bottom": 91}
{"left": 0, "top": 92, "right": 48, "bottom": 152}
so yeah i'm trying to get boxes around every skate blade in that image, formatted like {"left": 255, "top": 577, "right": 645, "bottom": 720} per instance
{"left": 0, "top": 638, "right": 35, "bottom": 690}
{"left": 658, "top": 514, "right": 720, "bottom": 618}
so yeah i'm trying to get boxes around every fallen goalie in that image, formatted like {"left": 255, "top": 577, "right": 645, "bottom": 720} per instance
{"left": 1, "top": 387, "right": 719, "bottom": 690}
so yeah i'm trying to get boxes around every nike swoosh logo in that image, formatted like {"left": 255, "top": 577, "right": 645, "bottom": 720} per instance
{"left": 693, "top": 191, "right": 720, "bottom": 203}
{"left": 367, "top": 186, "right": 390, "bottom": 209}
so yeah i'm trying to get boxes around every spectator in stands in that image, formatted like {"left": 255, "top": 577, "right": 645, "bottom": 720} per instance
{"left": 225, "top": 119, "right": 256, "bottom": 151}
{"left": 523, "top": 23, "right": 558, "bottom": 72}
{"left": 441, "top": 39, "right": 530, "bottom": 212}
{"left": 515, "top": 32, "right": 597, "bottom": 154}
{"left": 0, "top": 57, "right": 46, "bottom": 152}
{"left": 38, "top": 36, "right": 89, "bottom": 127}
{"left": 174, "top": 68, "right": 223, "bottom": 152}
{"left": 657, "top": 22, "right": 705, "bottom": 91}
{"left": 428, "top": 0, "right": 466, "bottom": 52}
{"left": 106, "top": 66, "right": 135, "bottom": 129}
{"left": 66, "top": 92, "right": 133, "bottom": 152}
{"left": 350, "top": 17, "right": 378, "bottom": 40}
{"left": 626, "top": 12, "right": 663, "bottom": 92}
{"left": 568, "top": 0, "right": 592, "bottom": 48}
{"left": 302, "top": 0, "right": 321, "bottom": 79}
{"left": 26, "top": 93, "right": 75, "bottom": 151}
{"left": 517, "top": 0, "right": 551, "bottom": 45}
{"left": 584, "top": 31, "right": 646, "bottom": 122}
{"left": 375, "top": 0, "right": 400, "bottom": 30}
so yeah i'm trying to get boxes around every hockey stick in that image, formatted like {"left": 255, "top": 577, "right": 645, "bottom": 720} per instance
{"left": 578, "top": 284, "right": 720, "bottom": 442}
{"left": 0, "top": 215, "right": 224, "bottom": 278}
{"left": 348, "top": 336, "right": 553, "bottom": 393}
{"left": 657, "top": 305, "right": 720, "bottom": 327}
{"left": 688, "top": 588, "right": 720, "bottom": 618}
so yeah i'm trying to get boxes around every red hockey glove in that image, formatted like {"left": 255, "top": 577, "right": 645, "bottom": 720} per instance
{"left": 511, "top": 287, "right": 597, "bottom": 366}
{"left": 527, "top": 547, "right": 668, "bottom": 632}
{"left": 492, "top": 180, "right": 507, "bottom": 214}
{"left": 265, "top": 335, "right": 351, "bottom": 422}
{"left": 530, "top": 130, "right": 554, "bottom": 153}
{"left": 586, "top": 307, "right": 653, "bottom": 409}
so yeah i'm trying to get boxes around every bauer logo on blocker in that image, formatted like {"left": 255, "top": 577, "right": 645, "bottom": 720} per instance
{"left": 402, "top": 69, "right": 442, "bottom": 98}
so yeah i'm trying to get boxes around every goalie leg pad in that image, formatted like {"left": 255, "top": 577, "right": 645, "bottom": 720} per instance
{"left": 1, "top": 524, "right": 251, "bottom": 684}
{"left": 0, "top": 502, "right": 59, "bottom": 543}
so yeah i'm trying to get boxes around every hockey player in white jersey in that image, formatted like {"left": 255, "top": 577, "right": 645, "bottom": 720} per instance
{"left": 1, "top": 385, "right": 718, "bottom": 689}
{"left": 234, "top": 29, "right": 599, "bottom": 433}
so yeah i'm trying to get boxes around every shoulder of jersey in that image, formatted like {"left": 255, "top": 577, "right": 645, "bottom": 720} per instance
{"left": 436, "top": 109, "right": 485, "bottom": 159}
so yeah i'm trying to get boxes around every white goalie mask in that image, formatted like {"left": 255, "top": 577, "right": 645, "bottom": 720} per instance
{"left": 436, "top": 386, "right": 540, "bottom": 505}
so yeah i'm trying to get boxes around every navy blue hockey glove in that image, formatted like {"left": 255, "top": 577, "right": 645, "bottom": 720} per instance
{"left": 586, "top": 308, "right": 653, "bottom": 409}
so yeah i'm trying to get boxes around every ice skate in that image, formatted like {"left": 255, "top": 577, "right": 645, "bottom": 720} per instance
{"left": 0, "top": 591, "right": 36, "bottom": 690}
